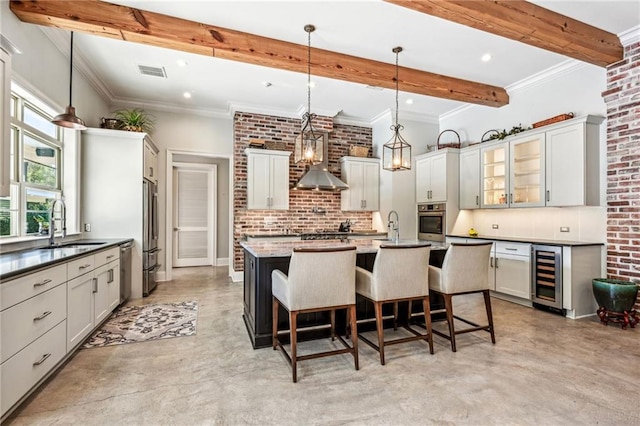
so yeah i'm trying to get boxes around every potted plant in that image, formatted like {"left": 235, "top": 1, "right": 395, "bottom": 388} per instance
{"left": 34, "top": 215, "right": 50, "bottom": 235}
{"left": 113, "top": 108, "right": 155, "bottom": 133}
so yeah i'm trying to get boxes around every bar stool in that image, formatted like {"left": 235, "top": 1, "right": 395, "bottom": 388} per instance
{"left": 428, "top": 242, "right": 495, "bottom": 352}
{"left": 355, "top": 244, "right": 433, "bottom": 365}
{"left": 272, "top": 246, "right": 358, "bottom": 382}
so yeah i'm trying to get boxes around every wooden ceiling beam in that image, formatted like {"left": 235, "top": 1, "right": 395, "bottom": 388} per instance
{"left": 9, "top": 0, "right": 508, "bottom": 107}
{"left": 385, "top": 0, "right": 623, "bottom": 67}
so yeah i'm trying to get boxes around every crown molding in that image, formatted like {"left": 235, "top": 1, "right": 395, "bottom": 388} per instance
{"left": 506, "top": 59, "right": 586, "bottom": 93}
{"left": 40, "top": 27, "right": 115, "bottom": 104}
{"left": 439, "top": 104, "right": 475, "bottom": 122}
{"left": 619, "top": 25, "right": 640, "bottom": 47}
{"left": 332, "top": 114, "right": 372, "bottom": 128}
{"left": 111, "top": 97, "right": 230, "bottom": 119}
{"left": 370, "top": 109, "right": 392, "bottom": 127}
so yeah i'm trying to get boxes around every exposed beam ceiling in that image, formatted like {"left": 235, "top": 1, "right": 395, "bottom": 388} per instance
{"left": 385, "top": 0, "right": 623, "bottom": 68}
{"left": 9, "top": 0, "right": 509, "bottom": 108}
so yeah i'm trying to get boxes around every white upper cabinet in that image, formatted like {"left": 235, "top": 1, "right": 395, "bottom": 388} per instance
{"left": 0, "top": 48, "right": 10, "bottom": 197}
{"left": 545, "top": 117, "right": 603, "bottom": 206}
{"left": 481, "top": 141, "right": 509, "bottom": 208}
{"left": 459, "top": 147, "right": 481, "bottom": 209}
{"left": 245, "top": 148, "right": 291, "bottom": 210}
{"left": 415, "top": 149, "right": 459, "bottom": 204}
{"left": 509, "top": 131, "right": 545, "bottom": 208}
{"left": 340, "top": 157, "right": 380, "bottom": 211}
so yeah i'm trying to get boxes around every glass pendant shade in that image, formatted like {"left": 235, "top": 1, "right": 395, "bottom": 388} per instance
{"left": 382, "top": 46, "right": 411, "bottom": 172}
{"left": 294, "top": 24, "right": 322, "bottom": 165}
{"left": 52, "top": 31, "right": 86, "bottom": 130}
{"left": 383, "top": 125, "right": 411, "bottom": 171}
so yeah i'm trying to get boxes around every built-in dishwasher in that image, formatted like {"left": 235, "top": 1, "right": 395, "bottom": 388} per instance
{"left": 120, "top": 242, "right": 133, "bottom": 305}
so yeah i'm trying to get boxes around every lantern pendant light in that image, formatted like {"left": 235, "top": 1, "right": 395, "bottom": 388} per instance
{"left": 382, "top": 46, "right": 411, "bottom": 171}
{"left": 52, "top": 31, "right": 86, "bottom": 130}
{"left": 294, "top": 24, "right": 323, "bottom": 165}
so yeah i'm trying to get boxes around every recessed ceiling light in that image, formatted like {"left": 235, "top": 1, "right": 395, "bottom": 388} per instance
{"left": 405, "top": 99, "right": 414, "bottom": 105}
{"left": 308, "top": 81, "right": 316, "bottom": 88}
{"left": 183, "top": 92, "right": 192, "bottom": 99}
{"left": 481, "top": 53, "right": 492, "bottom": 62}
{"left": 262, "top": 81, "right": 272, "bottom": 88}
{"left": 176, "top": 59, "right": 188, "bottom": 67}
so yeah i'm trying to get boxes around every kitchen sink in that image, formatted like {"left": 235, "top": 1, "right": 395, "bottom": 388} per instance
{"left": 40, "top": 241, "right": 106, "bottom": 250}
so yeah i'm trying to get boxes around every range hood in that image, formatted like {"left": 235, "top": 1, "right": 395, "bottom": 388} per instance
{"left": 294, "top": 133, "right": 348, "bottom": 192}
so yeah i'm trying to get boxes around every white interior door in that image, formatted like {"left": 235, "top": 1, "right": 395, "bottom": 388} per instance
{"left": 173, "top": 165, "right": 216, "bottom": 267}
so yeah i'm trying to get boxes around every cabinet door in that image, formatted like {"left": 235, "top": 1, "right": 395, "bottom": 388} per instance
{"left": 481, "top": 142, "right": 509, "bottom": 208}
{"left": 106, "top": 260, "right": 121, "bottom": 312}
{"left": 0, "top": 48, "right": 10, "bottom": 197}
{"left": 415, "top": 157, "right": 431, "bottom": 203}
{"left": 546, "top": 123, "right": 585, "bottom": 206}
{"left": 362, "top": 161, "right": 379, "bottom": 211}
{"left": 341, "top": 160, "right": 364, "bottom": 211}
{"left": 93, "top": 264, "right": 111, "bottom": 324}
{"left": 247, "top": 152, "right": 270, "bottom": 209}
{"left": 495, "top": 254, "right": 531, "bottom": 299}
{"left": 429, "top": 154, "right": 448, "bottom": 202}
{"left": 269, "top": 154, "right": 290, "bottom": 210}
{"left": 459, "top": 148, "right": 480, "bottom": 209}
{"left": 510, "top": 133, "right": 545, "bottom": 207}
{"left": 67, "top": 274, "right": 95, "bottom": 351}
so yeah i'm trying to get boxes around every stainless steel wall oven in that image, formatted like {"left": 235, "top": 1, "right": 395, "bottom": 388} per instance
{"left": 417, "top": 203, "right": 446, "bottom": 242}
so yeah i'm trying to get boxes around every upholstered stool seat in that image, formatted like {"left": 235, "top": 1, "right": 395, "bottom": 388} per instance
{"left": 428, "top": 242, "right": 495, "bottom": 352}
{"left": 355, "top": 244, "right": 433, "bottom": 365}
{"left": 272, "top": 246, "right": 358, "bottom": 382}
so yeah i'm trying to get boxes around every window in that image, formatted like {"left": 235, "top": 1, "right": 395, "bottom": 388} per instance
{"left": 0, "top": 83, "right": 79, "bottom": 240}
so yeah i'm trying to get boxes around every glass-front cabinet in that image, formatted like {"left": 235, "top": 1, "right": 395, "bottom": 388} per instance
{"left": 480, "top": 132, "right": 545, "bottom": 208}
{"left": 509, "top": 132, "right": 545, "bottom": 207}
{"left": 481, "top": 142, "right": 508, "bottom": 208}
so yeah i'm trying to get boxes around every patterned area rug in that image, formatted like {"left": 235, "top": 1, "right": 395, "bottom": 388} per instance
{"left": 82, "top": 301, "right": 198, "bottom": 349}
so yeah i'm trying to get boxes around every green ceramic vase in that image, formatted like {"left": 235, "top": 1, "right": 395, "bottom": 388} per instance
{"left": 592, "top": 278, "right": 639, "bottom": 312}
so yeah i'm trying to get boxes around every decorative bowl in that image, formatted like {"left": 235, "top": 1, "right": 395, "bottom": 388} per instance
{"left": 592, "top": 278, "right": 638, "bottom": 313}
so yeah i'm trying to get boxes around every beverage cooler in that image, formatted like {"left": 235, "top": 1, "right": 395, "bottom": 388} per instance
{"left": 531, "top": 245, "right": 563, "bottom": 313}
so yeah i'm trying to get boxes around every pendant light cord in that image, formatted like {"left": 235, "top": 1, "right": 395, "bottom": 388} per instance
{"left": 69, "top": 31, "right": 74, "bottom": 105}
{"left": 394, "top": 49, "right": 399, "bottom": 127}
{"left": 307, "top": 28, "right": 311, "bottom": 116}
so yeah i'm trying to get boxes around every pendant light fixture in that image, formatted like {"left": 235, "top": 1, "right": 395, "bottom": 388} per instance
{"left": 382, "top": 46, "right": 411, "bottom": 171}
{"left": 52, "top": 31, "right": 86, "bottom": 130}
{"left": 294, "top": 24, "right": 323, "bottom": 165}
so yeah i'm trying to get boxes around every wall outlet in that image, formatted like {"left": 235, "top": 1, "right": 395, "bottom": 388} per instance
{"left": 84, "top": 223, "right": 91, "bottom": 232}
{"left": 492, "top": 224, "right": 499, "bottom": 229}
{"left": 560, "top": 226, "right": 570, "bottom": 232}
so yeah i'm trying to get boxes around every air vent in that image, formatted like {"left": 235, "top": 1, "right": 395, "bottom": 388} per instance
{"left": 138, "top": 65, "right": 167, "bottom": 78}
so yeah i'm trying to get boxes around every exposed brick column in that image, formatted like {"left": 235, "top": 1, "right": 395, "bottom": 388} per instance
{"left": 233, "top": 112, "right": 374, "bottom": 271}
{"left": 603, "top": 41, "right": 640, "bottom": 309}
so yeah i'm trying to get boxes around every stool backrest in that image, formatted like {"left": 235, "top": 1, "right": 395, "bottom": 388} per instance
{"left": 288, "top": 246, "right": 357, "bottom": 309}
{"left": 440, "top": 243, "right": 493, "bottom": 293}
{"left": 370, "top": 245, "right": 431, "bottom": 300}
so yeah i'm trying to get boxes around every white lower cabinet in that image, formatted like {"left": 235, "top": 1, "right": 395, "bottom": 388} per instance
{"left": 94, "top": 259, "right": 120, "bottom": 324}
{"left": 66, "top": 272, "right": 95, "bottom": 351}
{"left": 490, "top": 242, "right": 531, "bottom": 300}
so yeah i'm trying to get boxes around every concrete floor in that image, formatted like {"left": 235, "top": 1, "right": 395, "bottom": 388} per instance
{"left": 6, "top": 266, "right": 639, "bottom": 425}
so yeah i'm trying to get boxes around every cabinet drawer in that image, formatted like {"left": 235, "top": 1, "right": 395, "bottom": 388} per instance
{"left": 0, "top": 264, "right": 67, "bottom": 311}
{"left": 1, "top": 320, "right": 66, "bottom": 417}
{"left": 495, "top": 242, "right": 530, "bottom": 256}
{"left": 67, "top": 254, "right": 95, "bottom": 280}
{"left": 1, "top": 283, "right": 67, "bottom": 363}
{"left": 95, "top": 247, "right": 119, "bottom": 267}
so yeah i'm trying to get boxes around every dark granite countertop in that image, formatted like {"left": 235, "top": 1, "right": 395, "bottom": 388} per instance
{"left": 447, "top": 234, "right": 604, "bottom": 247}
{"left": 0, "top": 238, "right": 133, "bottom": 281}
{"left": 244, "top": 230, "right": 388, "bottom": 239}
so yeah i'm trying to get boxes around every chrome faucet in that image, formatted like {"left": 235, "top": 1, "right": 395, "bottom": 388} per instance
{"left": 49, "top": 199, "right": 67, "bottom": 246}
{"left": 387, "top": 210, "right": 399, "bottom": 243}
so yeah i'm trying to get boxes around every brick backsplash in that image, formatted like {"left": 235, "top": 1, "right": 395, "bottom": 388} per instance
{"left": 233, "top": 112, "right": 374, "bottom": 271}
{"left": 603, "top": 41, "right": 640, "bottom": 309}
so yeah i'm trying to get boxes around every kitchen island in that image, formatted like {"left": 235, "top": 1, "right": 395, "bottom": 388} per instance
{"left": 241, "top": 239, "right": 446, "bottom": 349}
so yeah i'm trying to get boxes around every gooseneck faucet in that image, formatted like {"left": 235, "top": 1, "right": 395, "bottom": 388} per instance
{"left": 387, "top": 210, "right": 399, "bottom": 243}
{"left": 49, "top": 199, "right": 67, "bottom": 246}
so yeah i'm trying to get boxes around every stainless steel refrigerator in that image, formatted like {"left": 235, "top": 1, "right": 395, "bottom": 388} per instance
{"left": 143, "top": 179, "right": 161, "bottom": 296}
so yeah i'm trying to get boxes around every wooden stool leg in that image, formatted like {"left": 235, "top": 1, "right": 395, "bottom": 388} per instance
{"left": 272, "top": 297, "right": 279, "bottom": 350}
{"left": 393, "top": 302, "right": 398, "bottom": 331}
{"left": 407, "top": 300, "right": 413, "bottom": 323}
{"left": 350, "top": 304, "right": 359, "bottom": 371}
{"left": 290, "top": 311, "right": 298, "bottom": 383}
{"left": 423, "top": 296, "right": 434, "bottom": 355}
{"left": 330, "top": 309, "right": 336, "bottom": 341}
{"left": 483, "top": 290, "right": 496, "bottom": 344}
{"left": 445, "top": 294, "right": 456, "bottom": 352}
{"left": 345, "top": 307, "right": 351, "bottom": 339}
{"left": 374, "top": 301, "right": 385, "bottom": 365}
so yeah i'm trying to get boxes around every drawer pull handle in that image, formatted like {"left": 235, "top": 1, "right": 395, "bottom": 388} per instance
{"left": 106, "top": 255, "right": 115, "bottom": 259}
{"left": 93, "top": 277, "right": 98, "bottom": 293}
{"left": 108, "top": 269, "right": 114, "bottom": 283}
{"left": 505, "top": 248, "right": 518, "bottom": 251}
{"left": 33, "top": 311, "right": 52, "bottom": 321}
{"left": 79, "top": 264, "right": 92, "bottom": 269}
{"left": 33, "top": 353, "right": 51, "bottom": 366}
{"left": 33, "top": 279, "right": 52, "bottom": 288}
